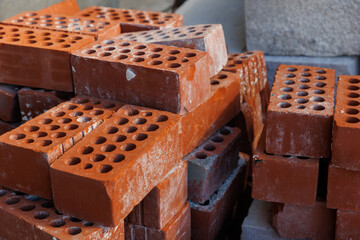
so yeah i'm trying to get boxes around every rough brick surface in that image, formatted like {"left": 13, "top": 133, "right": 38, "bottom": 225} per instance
{"left": 336, "top": 209, "right": 360, "bottom": 240}
{"left": 0, "top": 120, "right": 20, "bottom": 135}
{"left": 116, "top": 24, "right": 227, "bottom": 76}
{"left": 0, "top": 96, "right": 121, "bottom": 199}
{"left": 125, "top": 202, "right": 191, "bottom": 240}
{"left": 272, "top": 201, "right": 335, "bottom": 240}
{"left": 0, "top": 24, "right": 93, "bottom": 91}
{"left": 37, "top": 0, "right": 80, "bottom": 16}
{"left": 266, "top": 64, "right": 335, "bottom": 158}
{"left": 0, "top": 84, "right": 21, "bottom": 122}
{"left": 191, "top": 157, "right": 248, "bottom": 240}
{"left": 0, "top": 187, "right": 124, "bottom": 240}
{"left": 252, "top": 132, "right": 319, "bottom": 206}
{"left": 126, "top": 160, "right": 187, "bottom": 229}
{"left": 332, "top": 75, "right": 360, "bottom": 171}
{"left": 184, "top": 126, "right": 241, "bottom": 204}
{"left": 71, "top": 39, "right": 210, "bottom": 114}
{"left": 74, "top": 6, "right": 183, "bottom": 32}
{"left": 50, "top": 105, "right": 180, "bottom": 226}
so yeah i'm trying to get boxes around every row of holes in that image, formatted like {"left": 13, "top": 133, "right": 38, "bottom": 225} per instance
{"left": 194, "top": 128, "right": 231, "bottom": 160}
{"left": 211, "top": 74, "right": 228, "bottom": 85}
{"left": 286, "top": 67, "right": 327, "bottom": 74}
{"left": 344, "top": 78, "right": 360, "bottom": 123}
{"left": 277, "top": 102, "right": 325, "bottom": 111}
{"left": 263, "top": 150, "right": 310, "bottom": 159}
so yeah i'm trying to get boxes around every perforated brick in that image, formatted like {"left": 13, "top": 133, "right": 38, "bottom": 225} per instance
{"left": 184, "top": 126, "right": 241, "bottom": 204}
{"left": 74, "top": 6, "right": 183, "bottom": 32}
{"left": 2, "top": 11, "right": 119, "bottom": 40}
{"left": 71, "top": 39, "right": 210, "bottom": 114}
{"left": 332, "top": 75, "right": 360, "bottom": 171}
{"left": 0, "top": 187, "right": 124, "bottom": 240}
{"left": 266, "top": 64, "right": 335, "bottom": 158}
{"left": 0, "top": 24, "right": 93, "bottom": 91}
{"left": 116, "top": 24, "right": 227, "bottom": 76}
{"left": 0, "top": 96, "right": 122, "bottom": 199}
{"left": 37, "top": 0, "right": 80, "bottom": 16}
{"left": 0, "top": 84, "right": 21, "bottom": 122}
{"left": 335, "top": 209, "right": 360, "bottom": 240}
{"left": 50, "top": 105, "right": 180, "bottom": 226}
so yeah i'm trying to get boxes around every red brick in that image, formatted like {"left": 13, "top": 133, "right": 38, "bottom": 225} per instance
{"left": 126, "top": 160, "right": 187, "bottom": 229}
{"left": 272, "top": 201, "right": 335, "bottom": 240}
{"left": 125, "top": 202, "right": 191, "bottom": 240}
{"left": 0, "top": 96, "right": 122, "bottom": 199}
{"left": 0, "top": 187, "right": 124, "bottom": 240}
{"left": 332, "top": 75, "right": 360, "bottom": 171}
{"left": 0, "top": 120, "right": 20, "bottom": 135}
{"left": 252, "top": 132, "right": 319, "bottom": 206}
{"left": 335, "top": 209, "right": 360, "bottom": 240}
{"left": 184, "top": 126, "right": 241, "bottom": 204}
{"left": 116, "top": 24, "right": 227, "bottom": 76}
{"left": 0, "top": 84, "right": 21, "bottom": 122}
{"left": 74, "top": 6, "right": 183, "bottom": 32}
{"left": 71, "top": 39, "right": 210, "bottom": 114}
{"left": 266, "top": 65, "right": 335, "bottom": 158}
{"left": 0, "top": 25, "right": 93, "bottom": 91}
{"left": 50, "top": 105, "right": 180, "bottom": 226}
{"left": 37, "top": 0, "right": 80, "bottom": 16}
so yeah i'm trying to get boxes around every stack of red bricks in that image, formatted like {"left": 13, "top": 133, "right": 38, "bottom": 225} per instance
{"left": 0, "top": 0, "right": 270, "bottom": 239}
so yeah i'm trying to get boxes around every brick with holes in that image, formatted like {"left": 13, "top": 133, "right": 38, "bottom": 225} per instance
{"left": 252, "top": 131, "right": 319, "bottom": 206}
{"left": 0, "top": 187, "right": 124, "bottom": 240}
{"left": 335, "top": 209, "right": 360, "bottom": 240}
{"left": 116, "top": 24, "right": 227, "bottom": 77}
{"left": 0, "top": 84, "right": 21, "bottom": 122}
{"left": 74, "top": 6, "right": 183, "bottom": 33}
{"left": 50, "top": 105, "right": 181, "bottom": 226}
{"left": 184, "top": 126, "right": 242, "bottom": 204}
{"left": 37, "top": 0, "right": 80, "bottom": 16}
{"left": 71, "top": 39, "right": 210, "bottom": 114}
{"left": 18, "top": 88, "right": 74, "bottom": 122}
{"left": 266, "top": 64, "right": 335, "bottom": 158}
{"left": 126, "top": 160, "right": 187, "bottom": 229}
{"left": 125, "top": 202, "right": 190, "bottom": 240}
{"left": 331, "top": 75, "right": 360, "bottom": 171}
{"left": 2, "top": 12, "right": 120, "bottom": 41}
{"left": 0, "top": 96, "right": 122, "bottom": 199}
{"left": 0, "top": 24, "right": 93, "bottom": 91}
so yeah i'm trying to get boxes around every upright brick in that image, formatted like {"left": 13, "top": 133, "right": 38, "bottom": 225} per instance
{"left": 50, "top": 105, "right": 180, "bottom": 226}
{"left": 0, "top": 187, "right": 124, "bottom": 240}
{"left": 0, "top": 25, "right": 93, "bottom": 91}
{"left": 184, "top": 126, "right": 241, "bottom": 204}
{"left": 71, "top": 39, "right": 210, "bottom": 114}
{"left": 0, "top": 96, "right": 122, "bottom": 199}
{"left": 332, "top": 75, "right": 360, "bottom": 171}
{"left": 37, "top": 0, "right": 80, "bottom": 16}
{"left": 116, "top": 24, "right": 227, "bottom": 76}
{"left": 0, "top": 84, "right": 21, "bottom": 122}
{"left": 336, "top": 209, "right": 360, "bottom": 240}
{"left": 74, "top": 6, "right": 183, "bottom": 32}
{"left": 266, "top": 65, "right": 335, "bottom": 158}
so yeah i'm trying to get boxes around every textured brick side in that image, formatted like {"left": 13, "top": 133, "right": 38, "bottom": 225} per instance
{"left": 336, "top": 209, "right": 360, "bottom": 240}
{"left": 0, "top": 84, "right": 21, "bottom": 122}
{"left": 37, "top": 0, "right": 80, "bottom": 16}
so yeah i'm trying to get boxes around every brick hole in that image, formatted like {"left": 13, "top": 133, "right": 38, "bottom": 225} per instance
{"left": 169, "top": 50, "right": 180, "bottom": 55}
{"left": 316, "top": 69, "right": 326, "bottom": 74}
{"left": 150, "top": 54, "right": 161, "bottom": 59}
{"left": 10, "top": 133, "right": 26, "bottom": 140}
{"left": 92, "top": 154, "right": 106, "bottom": 162}
{"left": 166, "top": 56, "right": 177, "bottom": 61}
{"left": 295, "top": 98, "right": 309, "bottom": 104}
{"left": 297, "top": 105, "right": 306, "bottom": 109}
{"left": 185, "top": 53, "right": 197, "bottom": 58}
{"left": 98, "top": 164, "right": 113, "bottom": 173}
{"left": 103, "top": 103, "right": 115, "bottom": 109}
{"left": 203, "top": 144, "right": 216, "bottom": 151}
{"left": 298, "top": 84, "right": 310, "bottom": 90}
{"left": 146, "top": 37, "right": 154, "bottom": 41}
{"left": 69, "top": 216, "right": 82, "bottom": 222}
{"left": 38, "top": 140, "right": 52, "bottom": 147}
{"left": 179, "top": 34, "right": 186, "bottom": 37}
{"left": 20, "top": 204, "right": 36, "bottom": 211}
{"left": 211, "top": 136, "right": 224, "bottom": 143}
{"left": 281, "top": 87, "right": 293, "bottom": 92}
{"left": 93, "top": 45, "right": 102, "bottom": 49}
{"left": 114, "top": 135, "right": 127, "bottom": 142}
{"left": 67, "top": 227, "right": 82, "bottom": 235}
{"left": 56, "top": 111, "right": 66, "bottom": 117}
{"left": 211, "top": 80, "right": 219, "bottom": 85}
{"left": 134, "top": 51, "right": 145, "bottom": 56}
{"left": 74, "top": 36, "right": 83, "bottom": 40}
{"left": 314, "top": 89, "right": 325, "bottom": 94}
{"left": 41, "top": 201, "right": 54, "bottom": 208}
{"left": 25, "top": 139, "right": 34, "bottom": 143}
{"left": 34, "top": 211, "right": 49, "bottom": 220}
{"left": 102, "top": 40, "right": 114, "bottom": 45}
{"left": 135, "top": 118, "right": 147, "bottom": 124}
{"left": 118, "top": 55, "right": 128, "bottom": 60}
{"left": 59, "top": 118, "right": 72, "bottom": 124}
{"left": 26, "top": 195, "right": 41, "bottom": 201}
{"left": 146, "top": 124, "right": 159, "bottom": 132}
{"left": 56, "top": 39, "right": 66, "bottom": 43}
{"left": 315, "top": 82, "right": 327, "bottom": 88}
{"left": 348, "top": 85, "right": 360, "bottom": 91}
{"left": 25, "top": 30, "right": 34, "bottom": 34}
{"left": 5, "top": 196, "right": 20, "bottom": 205}
{"left": 24, "top": 126, "right": 40, "bottom": 132}
{"left": 150, "top": 60, "right": 162, "bottom": 65}
{"left": 133, "top": 133, "right": 148, "bottom": 141}
{"left": 77, "top": 116, "right": 92, "bottom": 122}
{"left": 51, "top": 132, "right": 66, "bottom": 138}
{"left": 195, "top": 152, "right": 207, "bottom": 159}
{"left": 134, "top": 45, "right": 147, "bottom": 50}
{"left": 143, "top": 112, "right": 152, "bottom": 117}
{"left": 81, "top": 146, "right": 94, "bottom": 155}
{"left": 312, "top": 104, "right": 325, "bottom": 111}
{"left": 182, "top": 59, "right": 189, "bottom": 63}
{"left": 346, "top": 117, "right": 360, "bottom": 123}
{"left": 64, "top": 124, "right": 79, "bottom": 130}
{"left": 42, "top": 37, "right": 51, "bottom": 41}
{"left": 68, "top": 157, "right": 81, "bottom": 165}
{"left": 310, "top": 96, "right": 325, "bottom": 102}
{"left": 126, "top": 109, "right": 139, "bottom": 116}
{"left": 346, "top": 108, "right": 359, "bottom": 115}
{"left": 0, "top": 190, "right": 6, "bottom": 197}
{"left": 297, "top": 91, "right": 308, "bottom": 96}
{"left": 82, "top": 105, "right": 94, "bottom": 111}
{"left": 121, "top": 143, "right": 136, "bottom": 151}
{"left": 84, "top": 164, "right": 93, "bottom": 169}
{"left": 65, "top": 104, "right": 77, "bottom": 110}
{"left": 10, "top": 38, "right": 20, "bottom": 42}
{"left": 132, "top": 57, "right": 145, "bottom": 62}
{"left": 349, "top": 79, "right": 360, "bottom": 84}
{"left": 316, "top": 76, "right": 326, "bottom": 80}
{"left": 43, "top": 42, "right": 54, "bottom": 47}
{"left": 301, "top": 73, "right": 311, "bottom": 77}
{"left": 76, "top": 99, "right": 89, "bottom": 104}
{"left": 169, "top": 63, "right": 181, "bottom": 68}
{"left": 61, "top": 44, "right": 71, "bottom": 48}
{"left": 70, "top": 111, "right": 83, "bottom": 117}
{"left": 278, "top": 94, "right": 291, "bottom": 100}
{"left": 285, "top": 74, "right": 295, "bottom": 78}
{"left": 101, "top": 144, "right": 116, "bottom": 152}
{"left": 157, "top": 115, "right": 168, "bottom": 122}
{"left": 278, "top": 102, "right": 292, "bottom": 108}
{"left": 220, "top": 128, "right": 231, "bottom": 135}
{"left": 188, "top": 30, "right": 196, "bottom": 33}
{"left": 117, "top": 118, "right": 129, "bottom": 125}
{"left": 284, "top": 80, "right": 295, "bottom": 85}
{"left": 106, "top": 126, "right": 119, "bottom": 134}
{"left": 83, "top": 221, "right": 94, "bottom": 227}
{"left": 152, "top": 47, "right": 163, "bottom": 52}
{"left": 50, "top": 219, "right": 66, "bottom": 228}
{"left": 125, "top": 126, "right": 137, "bottom": 133}
{"left": 218, "top": 74, "right": 228, "bottom": 79}
{"left": 112, "top": 154, "right": 125, "bottom": 163}
{"left": 348, "top": 92, "right": 360, "bottom": 98}
{"left": 300, "top": 78, "right": 310, "bottom": 83}
{"left": 162, "top": 36, "right": 170, "bottom": 39}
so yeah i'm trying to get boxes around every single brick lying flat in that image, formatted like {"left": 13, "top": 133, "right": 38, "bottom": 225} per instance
{"left": 336, "top": 209, "right": 360, "bottom": 240}
{"left": 2, "top": 11, "right": 120, "bottom": 40}
{"left": 116, "top": 24, "right": 227, "bottom": 76}
{"left": 50, "top": 105, "right": 181, "bottom": 226}
{"left": 0, "top": 84, "right": 21, "bottom": 122}
{"left": 332, "top": 75, "right": 360, "bottom": 171}
{"left": 18, "top": 88, "right": 73, "bottom": 122}
{"left": 37, "top": 0, "right": 81, "bottom": 16}
{"left": 184, "top": 126, "right": 241, "bottom": 204}
{"left": 0, "top": 24, "right": 93, "bottom": 91}
{"left": 266, "top": 64, "right": 335, "bottom": 158}
{"left": 0, "top": 96, "right": 122, "bottom": 199}
{"left": 126, "top": 160, "right": 187, "bottom": 229}
{"left": 0, "top": 187, "right": 124, "bottom": 240}
{"left": 74, "top": 6, "right": 183, "bottom": 32}
{"left": 71, "top": 39, "right": 210, "bottom": 114}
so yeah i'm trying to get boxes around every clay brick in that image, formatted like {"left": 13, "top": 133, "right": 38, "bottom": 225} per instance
{"left": 191, "top": 157, "right": 249, "bottom": 240}
{"left": 0, "top": 84, "right": 21, "bottom": 122}
{"left": 332, "top": 75, "right": 360, "bottom": 171}
{"left": 50, "top": 105, "right": 181, "bottom": 226}
{"left": 184, "top": 126, "right": 241, "bottom": 204}
{"left": 126, "top": 160, "right": 187, "bottom": 229}
{"left": 74, "top": 6, "right": 183, "bottom": 33}
{"left": 116, "top": 24, "right": 227, "bottom": 76}
{"left": 252, "top": 132, "right": 319, "bottom": 206}
{"left": 71, "top": 39, "right": 210, "bottom": 114}
{"left": 335, "top": 209, "right": 360, "bottom": 240}
{"left": 0, "top": 24, "right": 93, "bottom": 91}
{"left": 125, "top": 202, "right": 191, "bottom": 240}
{"left": 37, "top": 0, "right": 80, "bottom": 16}
{"left": 0, "top": 96, "right": 122, "bottom": 199}
{"left": 18, "top": 88, "right": 74, "bottom": 122}
{"left": 266, "top": 64, "right": 335, "bottom": 158}
{"left": 0, "top": 120, "right": 20, "bottom": 135}
{"left": 2, "top": 12, "right": 120, "bottom": 41}
{"left": 0, "top": 187, "right": 124, "bottom": 240}
{"left": 272, "top": 201, "right": 335, "bottom": 240}
{"left": 180, "top": 70, "right": 241, "bottom": 156}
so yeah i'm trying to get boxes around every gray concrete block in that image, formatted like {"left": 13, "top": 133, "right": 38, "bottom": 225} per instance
{"left": 245, "top": 0, "right": 360, "bottom": 56}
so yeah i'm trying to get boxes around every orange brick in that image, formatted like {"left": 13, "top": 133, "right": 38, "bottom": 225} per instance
{"left": 37, "top": 0, "right": 80, "bottom": 16}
